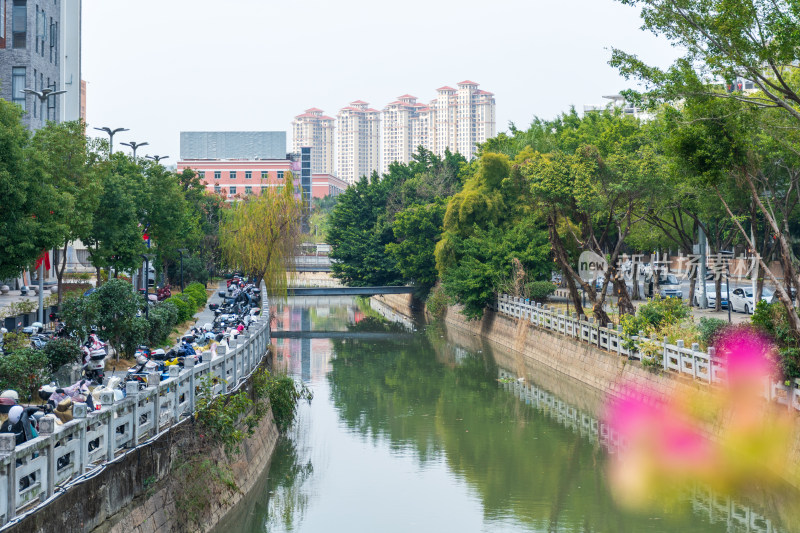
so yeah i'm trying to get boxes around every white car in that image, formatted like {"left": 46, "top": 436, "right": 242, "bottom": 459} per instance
{"left": 729, "top": 287, "right": 773, "bottom": 314}
{"left": 694, "top": 282, "right": 729, "bottom": 309}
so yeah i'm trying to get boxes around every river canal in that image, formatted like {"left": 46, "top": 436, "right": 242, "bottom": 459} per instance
{"left": 214, "top": 296, "right": 792, "bottom": 533}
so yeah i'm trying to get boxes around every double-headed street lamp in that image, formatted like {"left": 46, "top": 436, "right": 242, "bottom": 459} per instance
{"left": 94, "top": 126, "right": 129, "bottom": 155}
{"left": 121, "top": 141, "right": 149, "bottom": 161}
{"left": 22, "top": 88, "right": 66, "bottom": 124}
{"left": 146, "top": 155, "right": 169, "bottom": 164}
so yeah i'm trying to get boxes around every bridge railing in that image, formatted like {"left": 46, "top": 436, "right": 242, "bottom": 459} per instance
{"left": 0, "top": 286, "right": 271, "bottom": 527}
{"left": 493, "top": 294, "right": 800, "bottom": 412}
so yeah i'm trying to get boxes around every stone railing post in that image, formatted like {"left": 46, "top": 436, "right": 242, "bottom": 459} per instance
{"left": 39, "top": 415, "right": 57, "bottom": 499}
{"left": 1, "top": 434, "right": 16, "bottom": 521}
{"left": 707, "top": 347, "right": 716, "bottom": 383}
{"left": 149, "top": 373, "right": 161, "bottom": 434}
{"left": 126, "top": 381, "right": 140, "bottom": 444}
{"left": 691, "top": 342, "right": 700, "bottom": 380}
{"left": 101, "top": 391, "right": 115, "bottom": 461}
{"left": 73, "top": 402, "right": 88, "bottom": 473}
{"left": 184, "top": 356, "right": 196, "bottom": 414}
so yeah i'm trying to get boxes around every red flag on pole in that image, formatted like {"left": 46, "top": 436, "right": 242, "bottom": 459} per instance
{"left": 35, "top": 250, "right": 50, "bottom": 271}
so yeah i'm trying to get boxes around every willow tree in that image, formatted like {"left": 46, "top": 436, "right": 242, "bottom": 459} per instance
{"left": 218, "top": 173, "right": 303, "bottom": 295}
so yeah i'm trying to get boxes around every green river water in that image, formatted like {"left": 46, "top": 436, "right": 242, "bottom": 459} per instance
{"left": 213, "top": 296, "right": 794, "bottom": 533}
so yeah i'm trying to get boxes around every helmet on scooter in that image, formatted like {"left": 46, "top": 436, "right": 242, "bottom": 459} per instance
{"left": 0, "top": 390, "right": 19, "bottom": 401}
{"left": 136, "top": 354, "right": 148, "bottom": 365}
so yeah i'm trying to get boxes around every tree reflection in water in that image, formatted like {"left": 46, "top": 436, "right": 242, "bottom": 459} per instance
{"left": 266, "top": 437, "right": 314, "bottom": 532}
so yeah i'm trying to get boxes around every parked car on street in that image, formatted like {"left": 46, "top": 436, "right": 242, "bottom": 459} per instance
{"left": 694, "top": 282, "right": 729, "bottom": 309}
{"left": 656, "top": 274, "right": 683, "bottom": 299}
{"left": 730, "top": 287, "right": 773, "bottom": 314}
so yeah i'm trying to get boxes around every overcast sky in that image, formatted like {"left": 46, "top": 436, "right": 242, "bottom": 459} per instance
{"left": 83, "top": 0, "right": 680, "bottom": 163}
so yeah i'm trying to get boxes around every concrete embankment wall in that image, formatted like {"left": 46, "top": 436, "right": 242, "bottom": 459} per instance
{"left": 5, "top": 375, "right": 280, "bottom": 533}
{"left": 372, "top": 293, "right": 800, "bottom": 490}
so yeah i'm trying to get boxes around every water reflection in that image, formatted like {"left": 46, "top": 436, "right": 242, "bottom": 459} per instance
{"left": 215, "top": 297, "right": 792, "bottom": 533}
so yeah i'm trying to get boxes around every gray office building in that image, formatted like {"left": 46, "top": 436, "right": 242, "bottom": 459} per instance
{"left": 0, "top": 0, "right": 82, "bottom": 131}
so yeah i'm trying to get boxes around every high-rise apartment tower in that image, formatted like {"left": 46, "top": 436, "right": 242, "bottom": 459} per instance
{"left": 336, "top": 100, "right": 380, "bottom": 185}
{"left": 292, "top": 108, "right": 335, "bottom": 175}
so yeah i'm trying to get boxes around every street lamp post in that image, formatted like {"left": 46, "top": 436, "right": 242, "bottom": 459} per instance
{"left": 121, "top": 141, "right": 149, "bottom": 162}
{"left": 145, "top": 155, "right": 169, "bottom": 164}
{"left": 21, "top": 88, "right": 66, "bottom": 124}
{"left": 178, "top": 249, "right": 188, "bottom": 292}
{"left": 93, "top": 126, "right": 129, "bottom": 155}
{"left": 141, "top": 254, "right": 155, "bottom": 319}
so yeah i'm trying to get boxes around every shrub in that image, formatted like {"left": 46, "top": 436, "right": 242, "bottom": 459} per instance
{"left": 165, "top": 296, "right": 194, "bottom": 323}
{"left": 751, "top": 300, "right": 800, "bottom": 381}
{"left": 425, "top": 285, "right": 449, "bottom": 319}
{"left": 526, "top": 281, "right": 557, "bottom": 303}
{"left": 184, "top": 282, "right": 208, "bottom": 305}
{"left": 42, "top": 338, "right": 82, "bottom": 372}
{"left": 147, "top": 301, "right": 180, "bottom": 346}
{"left": 637, "top": 296, "right": 691, "bottom": 330}
{"left": 698, "top": 317, "right": 729, "bottom": 349}
{"left": 0, "top": 348, "right": 49, "bottom": 402}
{"left": 1, "top": 332, "right": 31, "bottom": 352}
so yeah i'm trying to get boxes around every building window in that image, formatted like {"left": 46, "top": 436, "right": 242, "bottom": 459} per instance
{"left": 12, "top": 0, "right": 26, "bottom": 49}
{"left": 277, "top": 171, "right": 284, "bottom": 180}
{"left": 50, "top": 20, "right": 57, "bottom": 64}
{"left": 245, "top": 171, "right": 252, "bottom": 179}
{"left": 214, "top": 171, "right": 220, "bottom": 180}
{"left": 230, "top": 171, "right": 237, "bottom": 180}
{"left": 0, "top": 1, "right": 6, "bottom": 42}
{"left": 47, "top": 81, "right": 55, "bottom": 119}
{"left": 198, "top": 171, "right": 205, "bottom": 179}
{"left": 214, "top": 185, "right": 221, "bottom": 194}
{"left": 261, "top": 171, "right": 268, "bottom": 180}
{"left": 229, "top": 186, "right": 237, "bottom": 195}
{"left": 11, "top": 67, "right": 25, "bottom": 110}
{"left": 245, "top": 186, "right": 252, "bottom": 194}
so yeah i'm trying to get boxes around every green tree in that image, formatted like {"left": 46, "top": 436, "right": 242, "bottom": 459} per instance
{"left": 84, "top": 153, "right": 147, "bottom": 283}
{"left": 90, "top": 279, "right": 145, "bottom": 360}
{"left": 610, "top": 0, "right": 800, "bottom": 336}
{"left": 328, "top": 172, "right": 404, "bottom": 286}
{"left": 0, "top": 99, "right": 60, "bottom": 279}
{"left": 142, "top": 160, "right": 200, "bottom": 285}
{"left": 516, "top": 110, "right": 663, "bottom": 322}
{"left": 385, "top": 201, "right": 446, "bottom": 294}
{"left": 219, "top": 173, "right": 303, "bottom": 295}
{"left": 436, "top": 152, "right": 551, "bottom": 318}
{"left": 26, "top": 120, "right": 99, "bottom": 305}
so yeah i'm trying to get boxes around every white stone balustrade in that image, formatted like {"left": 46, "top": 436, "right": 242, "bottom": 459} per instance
{"left": 494, "top": 294, "right": 799, "bottom": 412}
{"left": 0, "top": 285, "right": 270, "bottom": 526}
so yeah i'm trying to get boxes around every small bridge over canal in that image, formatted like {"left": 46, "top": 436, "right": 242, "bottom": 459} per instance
{"left": 286, "top": 286, "right": 415, "bottom": 297}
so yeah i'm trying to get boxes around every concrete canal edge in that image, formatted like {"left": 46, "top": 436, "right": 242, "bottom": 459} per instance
{"left": 3, "top": 364, "right": 280, "bottom": 533}
{"left": 372, "top": 293, "right": 800, "bottom": 490}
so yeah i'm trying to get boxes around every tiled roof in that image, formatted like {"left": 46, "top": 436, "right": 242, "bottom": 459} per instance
{"left": 436, "top": 86, "right": 455, "bottom": 91}
{"left": 458, "top": 80, "right": 478, "bottom": 85}
{"left": 305, "top": 107, "right": 323, "bottom": 112}
{"left": 350, "top": 100, "right": 368, "bottom": 105}
{"left": 398, "top": 94, "right": 416, "bottom": 99}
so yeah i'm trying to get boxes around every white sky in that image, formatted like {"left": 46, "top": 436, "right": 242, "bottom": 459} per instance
{"left": 82, "top": 0, "right": 680, "bottom": 162}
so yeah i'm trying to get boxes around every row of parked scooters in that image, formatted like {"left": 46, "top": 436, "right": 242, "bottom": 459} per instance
{"left": 0, "top": 276, "right": 263, "bottom": 454}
